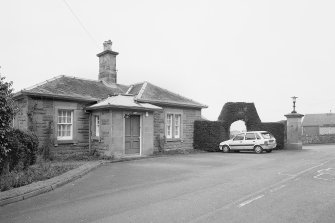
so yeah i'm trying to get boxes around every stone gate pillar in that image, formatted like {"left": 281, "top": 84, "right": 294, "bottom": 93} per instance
{"left": 284, "top": 112, "right": 304, "bottom": 150}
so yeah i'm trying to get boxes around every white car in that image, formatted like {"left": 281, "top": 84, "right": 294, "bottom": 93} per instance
{"left": 219, "top": 131, "right": 276, "bottom": 154}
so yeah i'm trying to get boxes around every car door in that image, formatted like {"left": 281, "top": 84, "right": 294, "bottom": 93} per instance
{"left": 229, "top": 133, "right": 245, "bottom": 150}
{"left": 244, "top": 133, "right": 257, "bottom": 150}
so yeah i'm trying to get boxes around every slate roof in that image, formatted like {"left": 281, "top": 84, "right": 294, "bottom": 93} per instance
{"left": 130, "top": 82, "right": 207, "bottom": 108}
{"left": 14, "top": 75, "right": 128, "bottom": 102}
{"left": 302, "top": 113, "right": 335, "bottom": 126}
{"left": 15, "top": 76, "right": 207, "bottom": 109}
{"left": 86, "top": 94, "right": 162, "bottom": 111}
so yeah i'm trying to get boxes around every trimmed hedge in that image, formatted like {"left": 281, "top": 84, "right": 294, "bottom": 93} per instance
{"left": 194, "top": 120, "right": 286, "bottom": 151}
{"left": 248, "top": 122, "right": 285, "bottom": 149}
{"left": 194, "top": 121, "right": 229, "bottom": 152}
{"left": 218, "top": 102, "right": 262, "bottom": 129}
{"left": 0, "top": 129, "right": 39, "bottom": 174}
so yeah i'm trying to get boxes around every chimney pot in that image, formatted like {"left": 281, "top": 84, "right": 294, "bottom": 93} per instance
{"left": 103, "top": 40, "right": 112, "bottom": 51}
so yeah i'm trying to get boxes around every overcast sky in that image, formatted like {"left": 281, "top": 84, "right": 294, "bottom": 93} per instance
{"left": 1, "top": 0, "right": 335, "bottom": 122}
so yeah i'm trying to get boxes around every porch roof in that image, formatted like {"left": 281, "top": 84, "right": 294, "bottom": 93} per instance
{"left": 86, "top": 94, "right": 162, "bottom": 111}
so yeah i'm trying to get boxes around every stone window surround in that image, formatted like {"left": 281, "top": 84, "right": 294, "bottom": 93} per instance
{"left": 57, "top": 109, "right": 73, "bottom": 140}
{"left": 91, "top": 111, "right": 102, "bottom": 142}
{"left": 95, "top": 115, "right": 100, "bottom": 137}
{"left": 54, "top": 104, "right": 78, "bottom": 145}
{"left": 164, "top": 108, "right": 183, "bottom": 142}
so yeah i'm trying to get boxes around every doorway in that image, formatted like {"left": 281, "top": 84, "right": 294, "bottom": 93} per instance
{"left": 125, "top": 115, "right": 141, "bottom": 155}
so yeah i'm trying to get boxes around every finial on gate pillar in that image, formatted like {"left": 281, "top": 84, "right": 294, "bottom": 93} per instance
{"left": 291, "top": 96, "right": 298, "bottom": 113}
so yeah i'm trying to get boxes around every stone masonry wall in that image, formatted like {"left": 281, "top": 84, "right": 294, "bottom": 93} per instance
{"left": 153, "top": 107, "right": 202, "bottom": 152}
{"left": 25, "top": 97, "right": 90, "bottom": 159}
{"left": 13, "top": 96, "right": 29, "bottom": 130}
{"left": 302, "top": 134, "right": 335, "bottom": 145}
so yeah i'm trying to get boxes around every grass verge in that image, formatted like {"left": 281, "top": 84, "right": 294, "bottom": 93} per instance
{"left": 0, "top": 161, "right": 82, "bottom": 192}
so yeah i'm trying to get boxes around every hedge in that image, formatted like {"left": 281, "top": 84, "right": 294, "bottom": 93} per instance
{"left": 0, "top": 129, "right": 39, "bottom": 174}
{"left": 194, "top": 120, "right": 286, "bottom": 151}
{"left": 248, "top": 122, "right": 285, "bottom": 149}
{"left": 218, "top": 102, "right": 262, "bottom": 129}
{"left": 194, "top": 121, "right": 229, "bottom": 152}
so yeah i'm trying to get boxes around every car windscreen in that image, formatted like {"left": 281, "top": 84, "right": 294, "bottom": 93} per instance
{"left": 233, "top": 134, "right": 244, "bottom": 140}
{"left": 261, "top": 132, "right": 274, "bottom": 139}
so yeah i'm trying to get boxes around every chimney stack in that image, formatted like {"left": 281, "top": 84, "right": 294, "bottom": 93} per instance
{"left": 97, "top": 40, "right": 119, "bottom": 84}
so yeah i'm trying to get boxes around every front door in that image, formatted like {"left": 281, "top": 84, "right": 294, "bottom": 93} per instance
{"left": 125, "top": 115, "right": 141, "bottom": 155}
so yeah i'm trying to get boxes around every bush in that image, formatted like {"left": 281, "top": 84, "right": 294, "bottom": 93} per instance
{"left": 0, "top": 129, "right": 39, "bottom": 174}
{"left": 0, "top": 75, "right": 16, "bottom": 164}
{"left": 249, "top": 122, "right": 285, "bottom": 149}
{"left": 194, "top": 121, "right": 229, "bottom": 152}
{"left": 40, "top": 121, "right": 54, "bottom": 161}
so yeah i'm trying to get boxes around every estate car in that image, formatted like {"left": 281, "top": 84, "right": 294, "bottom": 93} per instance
{"left": 219, "top": 131, "right": 276, "bottom": 154}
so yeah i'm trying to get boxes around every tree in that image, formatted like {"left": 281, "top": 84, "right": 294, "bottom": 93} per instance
{"left": 0, "top": 74, "right": 16, "bottom": 163}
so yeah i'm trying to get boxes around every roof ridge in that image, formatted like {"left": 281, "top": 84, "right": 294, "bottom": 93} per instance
{"left": 135, "top": 81, "right": 147, "bottom": 100}
{"left": 305, "top": 113, "right": 335, "bottom": 115}
{"left": 24, "top": 75, "right": 64, "bottom": 90}
{"left": 143, "top": 81, "right": 207, "bottom": 107}
{"left": 24, "top": 75, "right": 104, "bottom": 91}
{"left": 62, "top": 75, "right": 101, "bottom": 83}
{"left": 130, "top": 81, "right": 145, "bottom": 86}
{"left": 125, "top": 85, "right": 133, "bottom": 94}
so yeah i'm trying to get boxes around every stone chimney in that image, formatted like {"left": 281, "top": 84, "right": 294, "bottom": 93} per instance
{"left": 97, "top": 40, "right": 119, "bottom": 84}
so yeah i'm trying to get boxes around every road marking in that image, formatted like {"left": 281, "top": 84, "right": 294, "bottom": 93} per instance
{"left": 238, "top": 195, "right": 264, "bottom": 207}
{"left": 278, "top": 172, "right": 295, "bottom": 177}
{"left": 270, "top": 185, "right": 286, "bottom": 192}
{"left": 189, "top": 160, "right": 331, "bottom": 223}
{"left": 313, "top": 168, "right": 335, "bottom": 181}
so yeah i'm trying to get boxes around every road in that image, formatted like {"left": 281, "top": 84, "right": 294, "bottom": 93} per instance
{"left": 1, "top": 145, "right": 335, "bottom": 223}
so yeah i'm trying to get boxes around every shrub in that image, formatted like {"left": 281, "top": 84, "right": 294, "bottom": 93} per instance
{"left": 194, "top": 121, "right": 229, "bottom": 152}
{"left": 248, "top": 122, "right": 285, "bottom": 149}
{"left": 40, "top": 121, "right": 54, "bottom": 161}
{"left": 0, "top": 75, "right": 16, "bottom": 164}
{"left": 0, "top": 129, "right": 39, "bottom": 174}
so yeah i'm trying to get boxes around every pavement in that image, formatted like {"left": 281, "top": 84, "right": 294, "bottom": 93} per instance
{"left": 1, "top": 145, "right": 335, "bottom": 222}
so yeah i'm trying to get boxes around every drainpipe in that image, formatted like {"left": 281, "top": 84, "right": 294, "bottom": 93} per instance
{"left": 88, "top": 112, "right": 92, "bottom": 154}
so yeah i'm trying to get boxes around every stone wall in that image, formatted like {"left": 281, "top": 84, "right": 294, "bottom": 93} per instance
{"left": 91, "top": 110, "right": 155, "bottom": 158}
{"left": 302, "top": 134, "right": 335, "bottom": 145}
{"left": 15, "top": 96, "right": 91, "bottom": 158}
{"left": 153, "top": 107, "right": 202, "bottom": 152}
{"left": 13, "top": 96, "right": 29, "bottom": 130}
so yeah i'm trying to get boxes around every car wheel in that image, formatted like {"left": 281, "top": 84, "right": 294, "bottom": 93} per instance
{"left": 266, "top": 149, "right": 272, "bottom": 153}
{"left": 254, "top": 145, "right": 263, "bottom": 154}
{"left": 222, "top": 146, "right": 230, "bottom": 153}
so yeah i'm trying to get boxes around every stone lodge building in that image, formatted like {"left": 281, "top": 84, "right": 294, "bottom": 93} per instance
{"left": 12, "top": 41, "right": 207, "bottom": 158}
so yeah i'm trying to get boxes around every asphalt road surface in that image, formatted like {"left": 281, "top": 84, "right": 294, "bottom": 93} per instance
{"left": 1, "top": 145, "right": 335, "bottom": 223}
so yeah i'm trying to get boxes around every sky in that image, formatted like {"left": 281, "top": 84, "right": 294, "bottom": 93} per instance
{"left": 1, "top": 0, "right": 335, "bottom": 123}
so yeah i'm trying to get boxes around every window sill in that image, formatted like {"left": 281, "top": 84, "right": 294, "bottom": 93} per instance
{"left": 92, "top": 137, "right": 101, "bottom": 142}
{"left": 54, "top": 139, "right": 75, "bottom": 146}
{"left": 166, "top": 138, "right": 183, "bottom": 143}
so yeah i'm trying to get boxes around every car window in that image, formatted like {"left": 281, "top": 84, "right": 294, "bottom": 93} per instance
{"left": 233, "top": 134, "right": 244, "bottom": 141}
{"left": 245, "top": 133, "right": 256, "bottom": 140}
{"left": 261, "top": 132, "right": 273, "bottom": 139}
{"left": 256, "top": 133, "right": 261, "bottom": 140}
